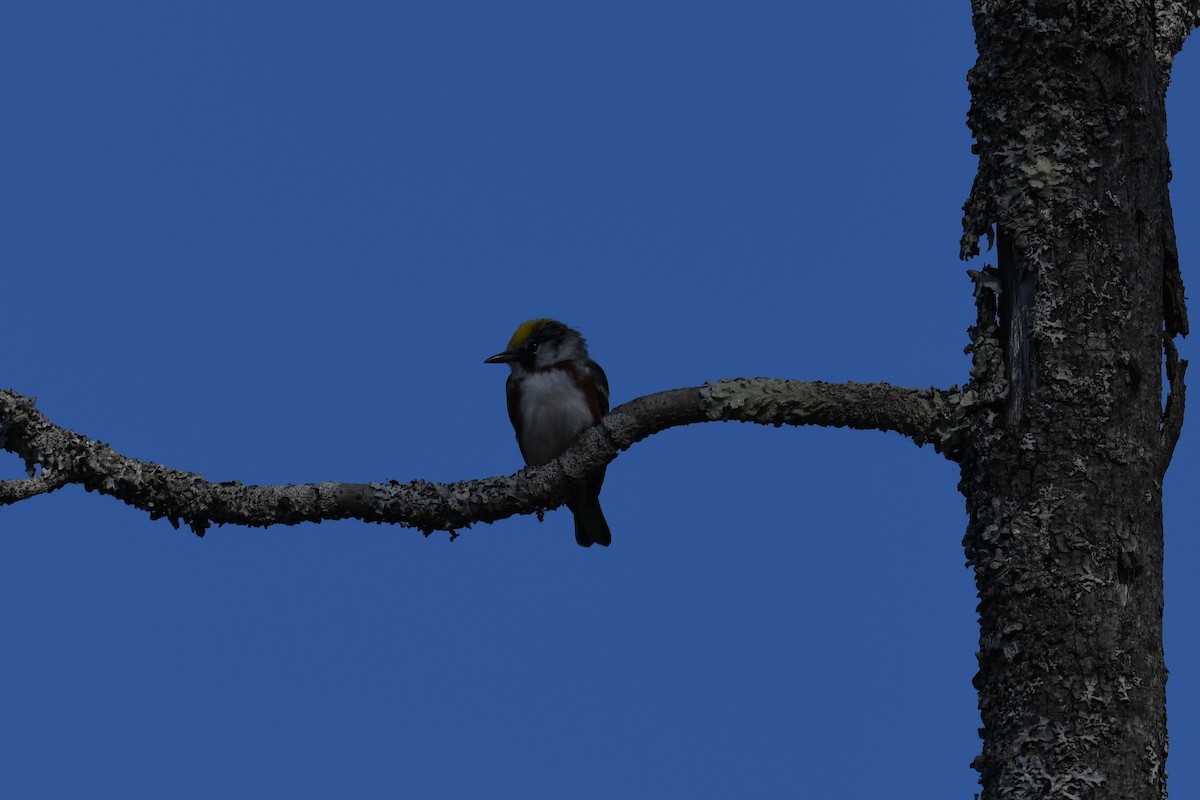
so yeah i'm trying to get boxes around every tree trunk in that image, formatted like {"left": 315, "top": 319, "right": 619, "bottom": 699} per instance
{"left": 959, "top": 2, "right": 1189, "bottom": 798}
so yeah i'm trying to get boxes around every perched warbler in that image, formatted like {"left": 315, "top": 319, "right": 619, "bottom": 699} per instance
{"left": 485, "top": 319, "right": 612, "bottom": 547}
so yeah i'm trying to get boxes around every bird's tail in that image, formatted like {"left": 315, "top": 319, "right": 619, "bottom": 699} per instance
{"left": 569, "top": 492, "right": 611, "bottom": 547}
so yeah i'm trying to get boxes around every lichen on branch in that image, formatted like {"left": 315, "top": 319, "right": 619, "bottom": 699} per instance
{"left": 0, "top": 379, "right": 964, "bottom": 536}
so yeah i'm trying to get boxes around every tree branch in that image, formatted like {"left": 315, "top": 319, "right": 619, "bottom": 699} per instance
{"left": 0, "top": 471, "right": 70, "bottom": 502}
{"left": 0, "top": 380, "right": 966, "bottom": 536}
{"left": 1155, "top": 1, "right": 1200, "bottom": 72}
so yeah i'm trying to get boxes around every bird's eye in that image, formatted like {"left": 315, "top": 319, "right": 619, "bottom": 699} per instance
{"left": 527, "top": 341, "right": 539, "bottom": 353}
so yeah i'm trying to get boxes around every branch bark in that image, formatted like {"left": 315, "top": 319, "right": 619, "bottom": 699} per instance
{"left": 1155, "top": 0, "right": 1200, "bottom": 72}
{"left": 0, "top": 379, "right": 964, "bottom": 536}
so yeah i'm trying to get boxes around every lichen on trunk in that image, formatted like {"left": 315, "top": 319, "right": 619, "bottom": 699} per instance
{"left": 959, "top": 2, "right": 1188, "bottom": 797}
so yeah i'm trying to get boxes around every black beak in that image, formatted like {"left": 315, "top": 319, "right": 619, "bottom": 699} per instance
{"left": 484, "top": 350, "right": 517, "bottom": 364}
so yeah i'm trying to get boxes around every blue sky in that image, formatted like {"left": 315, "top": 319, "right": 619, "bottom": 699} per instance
{"left": 1, "top": 3, "right": 1196, "bottom": 797}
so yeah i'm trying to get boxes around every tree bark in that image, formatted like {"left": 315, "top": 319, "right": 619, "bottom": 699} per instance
{"left": 959, "top": 2, "right": 1191, "bottom": 797}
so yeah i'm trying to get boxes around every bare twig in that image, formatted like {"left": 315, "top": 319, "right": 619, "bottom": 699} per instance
{"left": 0, "top": 471, "right": 70, "bottom": 503}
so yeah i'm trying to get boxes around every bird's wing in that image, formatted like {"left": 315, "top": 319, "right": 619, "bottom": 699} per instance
{"left": 505, "top": 374, "right": 531, "bottom": 463}
{"left": 586, "top": 359, "right": 610, "bottom": 415}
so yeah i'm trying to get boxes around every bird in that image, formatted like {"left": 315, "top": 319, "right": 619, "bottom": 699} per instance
{"left": 485, "top": 319, "right": 612, "bottom": 547}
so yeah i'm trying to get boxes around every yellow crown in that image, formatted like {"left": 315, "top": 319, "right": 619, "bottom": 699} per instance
{"left": 506, "top": 318, "right": 555, "bottom": 350}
